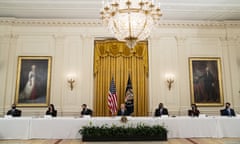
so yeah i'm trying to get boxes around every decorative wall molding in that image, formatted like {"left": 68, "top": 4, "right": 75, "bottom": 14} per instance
{"left": 0, "top": 17, "right": 240, "bottom": 28}
{"left": 0, "top": 17, "right": 102, "bottom": 26}
{"left": 157, "top": 21, "right": 224, "bottom": 28}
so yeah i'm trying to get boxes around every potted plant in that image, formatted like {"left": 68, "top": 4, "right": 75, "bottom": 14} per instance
{"left": 79, "top": 121, "right": 167, "bottom": 141}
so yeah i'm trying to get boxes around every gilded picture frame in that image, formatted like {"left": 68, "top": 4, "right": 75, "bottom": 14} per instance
{"left": 15, "top": 56, "right": 52, "bottom": 107}
{"left": 189, "top": 57, "right": 224, "bottom": 106}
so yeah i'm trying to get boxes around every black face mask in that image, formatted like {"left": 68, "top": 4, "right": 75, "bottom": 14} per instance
{"left": 12, "top": 106, "right": 16, "bottom": 109}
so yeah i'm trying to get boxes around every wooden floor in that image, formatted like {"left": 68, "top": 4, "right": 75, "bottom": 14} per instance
{"left": 1, "top": 138, "right": 240, "bottom": 144}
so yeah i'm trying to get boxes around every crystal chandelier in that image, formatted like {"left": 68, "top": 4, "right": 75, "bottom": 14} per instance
{"left": 100, "top": 0, "right": 162, "bottom": 48}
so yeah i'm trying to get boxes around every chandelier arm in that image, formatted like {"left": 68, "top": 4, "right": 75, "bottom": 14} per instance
{"left": 113, "top": 19, "right": 120, "bottom": 39}
{"left": 128, "top": 12, "right": 133, "bottom": 40}
{"left": 136, "top": 16, "right": 148, "bottom": 41}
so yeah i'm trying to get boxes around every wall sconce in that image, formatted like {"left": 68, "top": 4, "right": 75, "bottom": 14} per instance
{"left": 165, "top": 73, "right": 175, "bottom": 90}
{"left": 67, "top": 74, "right": 76, "bottom": 91}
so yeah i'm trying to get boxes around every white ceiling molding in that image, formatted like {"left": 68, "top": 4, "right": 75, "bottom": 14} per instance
{"left": 0, "top": 17, "right": 240, "bottom": 28}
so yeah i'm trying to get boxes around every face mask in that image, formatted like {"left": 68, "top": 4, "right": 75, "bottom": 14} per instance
{"left": 12, "top": 106, "right": 16, "bottom": 109}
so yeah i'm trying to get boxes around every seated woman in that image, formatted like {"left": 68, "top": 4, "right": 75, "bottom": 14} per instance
{"left": 188, "top": 104, "right": 200, "bottom": 117}
{"left": 45, "top": 104, "right": 57, "bottom": 117}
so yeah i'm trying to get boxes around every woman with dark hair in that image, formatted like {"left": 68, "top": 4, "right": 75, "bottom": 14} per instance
{"left": 188, "top": 103, "right": 200, "bottom": 117}
{"left": 46, "top": 104, "right": 57, "bottom": 117}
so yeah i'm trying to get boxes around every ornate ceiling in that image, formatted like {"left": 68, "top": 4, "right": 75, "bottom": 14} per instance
{"left": 0, "top": 0, "right": 240, "bottom": 21}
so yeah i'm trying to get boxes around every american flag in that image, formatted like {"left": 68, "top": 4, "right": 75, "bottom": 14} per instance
{"left": 108, "top": 77, "right": 118, "bottom": 115}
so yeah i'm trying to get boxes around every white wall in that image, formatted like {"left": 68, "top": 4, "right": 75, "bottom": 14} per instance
{"left": 0, "top": 18, "right": 239, "bottom": 116}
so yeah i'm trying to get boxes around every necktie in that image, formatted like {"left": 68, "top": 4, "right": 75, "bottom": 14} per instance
{"left": 228, "top": 109, "right": 231, "bottom": 116}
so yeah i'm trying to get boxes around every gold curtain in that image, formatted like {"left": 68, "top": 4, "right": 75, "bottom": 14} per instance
{"left": 93, "top": 40, "right": 149, "bottom": 116}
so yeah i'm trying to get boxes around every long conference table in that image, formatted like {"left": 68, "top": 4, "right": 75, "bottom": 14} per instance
{"left": 0, "top": 116, "right": 240, "bottom": 139}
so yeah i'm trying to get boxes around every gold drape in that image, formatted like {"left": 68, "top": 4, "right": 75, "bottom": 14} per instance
{"left": 93, "top": 40, "right": 149, "bottom": 116}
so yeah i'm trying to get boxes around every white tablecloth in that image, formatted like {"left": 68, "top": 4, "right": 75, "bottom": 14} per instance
{"left": 0, "top": 117, "right": 31, "bottom": 139}
{"left": 156, "top": 117, "right": 219, "bottom": 138}
{"left": 1, "top": 116, "right": 240, "bottom": 139}
{"left": 217, "top": 117, "right": 240, "bottom": 137}
{"left": 30, "top": 117, "right": 86, "bottom": 139}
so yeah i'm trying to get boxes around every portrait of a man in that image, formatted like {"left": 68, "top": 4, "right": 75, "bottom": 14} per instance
{"left": 189, "top": 57, "right": 223, "bottom": 106}
{"left": 15, "top": 56, "right": 52, "bottom": 107}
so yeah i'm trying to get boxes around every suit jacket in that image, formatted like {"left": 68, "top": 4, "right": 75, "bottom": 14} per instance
{"left": 154, "top": 108, "right": 168, "bottom": 116}
{"left": 81, "top": 108, "right": 93, "bottom": 116}
{"left": 117, "top": 109, "right": 130, "bottom": 116}
{"left": 188, "top": 109, "right": 200, "bottom": 117}
{"left": 7, "top": 109, "right": 21, "bottom": 117}
{"left": 46, "top": 110, "right": 57, "bottom": 117}
{"left": 220, "top": 108, "right": 236, "bottom": 116}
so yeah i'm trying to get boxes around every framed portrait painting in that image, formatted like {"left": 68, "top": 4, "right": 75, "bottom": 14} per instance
{"left": 189, "top": 57, "right": 224, "bottom": 106}
{"left": 15, "top": 56, "right": 52, "bottom": 107}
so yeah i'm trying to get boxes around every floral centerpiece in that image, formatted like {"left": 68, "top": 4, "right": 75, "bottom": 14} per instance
{"left": 79, "top": 122, "right": 167, "bottom": 141}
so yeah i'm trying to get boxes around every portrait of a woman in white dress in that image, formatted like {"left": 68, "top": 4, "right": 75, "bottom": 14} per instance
{"left": 15, "top": 56, "right": 51, "bottom": 106}
{"left": 19, "top": 64, "right": 37, "bottom": 100}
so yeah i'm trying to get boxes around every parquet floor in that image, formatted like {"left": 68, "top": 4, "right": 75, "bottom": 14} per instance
{"left": 0, "top": 138, "right": 240, "bottom": 144}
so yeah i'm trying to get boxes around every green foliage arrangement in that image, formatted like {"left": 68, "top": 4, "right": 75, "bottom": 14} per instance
{"left": 79, "top": 122, "right": 168, "bottom": 141}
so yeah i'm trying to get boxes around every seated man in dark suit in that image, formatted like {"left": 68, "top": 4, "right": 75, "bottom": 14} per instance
{"left": 80, "top": 104, "right": 93, "bottom": 117}
{"left": 7, "top": 104, "right": 21, "bottom": 117}
{"left": 220, "top": 102, "right": 236, "bottom": 116}
{"left": 188, "top": 103, "right": 200, "bottom": 117}
{"left": 117, "top": 103, "right": 130, "bottom": 116}
{"left": 154, "top": 103, "right": 168, "bottom": 117}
